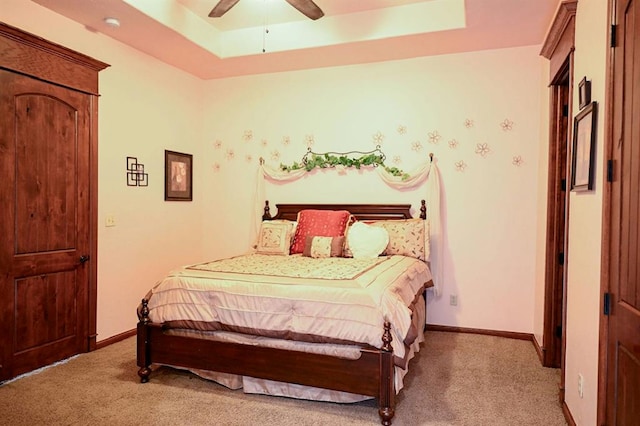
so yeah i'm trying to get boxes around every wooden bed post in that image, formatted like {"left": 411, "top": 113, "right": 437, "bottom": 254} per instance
{"left": 378, "top": 321, "right": 395, "bottom": 425}
{"left": 420, "top": 199, "right": 426, "bottom": 220}
{"left": 137, "top": 298, "right": 152, "bottom": 383}
{"left": 262, "top": 200, "right": 272, "bottom": 220}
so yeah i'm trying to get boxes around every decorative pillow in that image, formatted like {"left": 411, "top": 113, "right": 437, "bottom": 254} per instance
{"left": 369, "top": 218, "right": 426, "bottom": 261}
{"left": 255, "top": 221, "right": 295, "bottom": 255}
{"left": 303, "top": 236, "right": 345, "bottom": 258}
{"left": 346, "top": 222, "right": 389, "bottom": 259}
{"left": 423, "top": 219, "right": 431, "bottom": 261}
{"left": 342, "top": 225, "right": 354, "bottom": 258}
{"left": 290, "top": 210, "right": 351, "bottom": 254}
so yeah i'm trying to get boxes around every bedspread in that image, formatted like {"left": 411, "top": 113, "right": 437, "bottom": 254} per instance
{"left": 146, "top": 254, "right": 431, "bottom": 361}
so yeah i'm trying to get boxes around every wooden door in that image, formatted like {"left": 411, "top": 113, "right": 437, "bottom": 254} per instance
{"left": 602, "top": 0, "right": 640, "bottom": 423}
{"left": 0, "top": 71, "right": 91, "bottom": 381}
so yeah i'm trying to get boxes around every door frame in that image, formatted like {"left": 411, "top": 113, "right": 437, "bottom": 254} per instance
{"left": 538, "top": 0, "right": 577, "bottom": 379}
{"left": 0, "top": 23, "right": 108, "bottom": 354}
{"left": 542, "top": 61, "right": 572, "bottom": 372}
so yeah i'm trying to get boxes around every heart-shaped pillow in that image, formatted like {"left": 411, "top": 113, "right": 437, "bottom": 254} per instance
{"left": 347, "top": 222, "right": 389, "bottom": 259}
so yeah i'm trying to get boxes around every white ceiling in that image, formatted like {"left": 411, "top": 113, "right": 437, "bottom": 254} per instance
{"left": 31, "top": 0, "right": 560, "bottom": 80}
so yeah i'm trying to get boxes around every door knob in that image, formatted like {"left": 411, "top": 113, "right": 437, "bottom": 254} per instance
{"left": 79, "top": 255, "right": 90, "bottom": 264}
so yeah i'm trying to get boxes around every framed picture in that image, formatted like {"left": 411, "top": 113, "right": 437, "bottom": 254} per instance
{"left": 578, "top": 77, "right": 591, "bottom": 110}
{"left": 164, "top": 150, "right": 192, "bottom": 201}
{"left": 571, "top": 101, "right": 598, "bottom": 192}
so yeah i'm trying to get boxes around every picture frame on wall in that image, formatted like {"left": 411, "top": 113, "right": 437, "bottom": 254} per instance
{"left": 578, "top": 77, "right": 591, "bottom": 110}
{"left": 164, "top": 150, "right": 193, "bottom": 201}
{"left": 571, "top": 101, "right": 598, "bottom": 192}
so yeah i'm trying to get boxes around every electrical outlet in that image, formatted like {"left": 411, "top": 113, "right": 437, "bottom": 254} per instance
{"left": 449, "top": 294, "right": 458, "bottom": 306}
{"left": 578, "top": 373, "right": 584, "bottom": 398}
{"left": 105, "top": 215, "right": 116, "bottom": 227}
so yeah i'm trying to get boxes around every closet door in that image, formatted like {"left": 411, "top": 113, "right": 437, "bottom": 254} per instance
{"left": 0, "top": 70, "right": 91, "bottom": 380}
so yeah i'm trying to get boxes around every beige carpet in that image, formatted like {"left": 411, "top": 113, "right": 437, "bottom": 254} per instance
{"left": 0, "top": 331, "right": 566, "bottom": 425}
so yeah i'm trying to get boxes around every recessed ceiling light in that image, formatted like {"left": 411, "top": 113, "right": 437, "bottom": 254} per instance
{"left": 104, "top": 17, "right": 121, "bottom": 28}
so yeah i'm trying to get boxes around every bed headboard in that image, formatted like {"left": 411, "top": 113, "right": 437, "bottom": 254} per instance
{"left": 262, "top": 200, "right": 426, "bottom": 221}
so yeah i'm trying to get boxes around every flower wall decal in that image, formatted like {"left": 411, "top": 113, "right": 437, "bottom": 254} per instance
{"left": 212, "top": 163, "right": 221, "bottom": 172}
{"left": 500, "top": 119, "right": 514, "bottom": 131}
{"left": 512, "top": 155, "right": 524, "bottom": 166}
{"left": 428, "top": 130, "right": 441, "bottom": 144}
{"left": 305, "top": 134, "right": 315, "bottom": 148}
{"left": 372, "top": 131, "right": 385, "bottom": 145}
{"left": 475, "top": 143, "right": 491, "bottom": 157}
{"left": 212, "top": 112, "right": 524, "bottom": 178}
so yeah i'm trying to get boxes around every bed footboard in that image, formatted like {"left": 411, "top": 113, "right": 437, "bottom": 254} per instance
{"left": 136, "top": 299, "right": 397, "bottom": 425}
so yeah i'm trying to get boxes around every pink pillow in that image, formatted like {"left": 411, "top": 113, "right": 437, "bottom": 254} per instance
{"left": 290, "top": 210, "right": 351, "bottom": 254}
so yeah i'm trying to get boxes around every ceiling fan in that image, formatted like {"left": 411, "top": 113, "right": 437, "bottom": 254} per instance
{"left": 208, "top": 0, "right": 324, "bottom": 20}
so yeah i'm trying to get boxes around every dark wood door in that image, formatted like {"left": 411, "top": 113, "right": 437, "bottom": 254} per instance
{"left": 604, "top": 0, "right": 640, "bottom": 423}
{"left": 0, "top": 70, "right": 92, "bottom": 381}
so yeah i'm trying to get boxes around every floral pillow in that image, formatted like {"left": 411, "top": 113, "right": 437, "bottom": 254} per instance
{"left": 290, "top": 210, "right": 351, "bottom": 254}
{"left": 423, "top": 219, "right": 431, "bottom": 260}
{"left": 255, "top": 220, "right": 295, "bottom": 255}
{"left": 369, "top": 218, "right": 426, "bottom": 261}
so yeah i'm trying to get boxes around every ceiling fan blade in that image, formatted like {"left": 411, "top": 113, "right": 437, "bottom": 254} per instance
{"left": 285, "top": 0, "right": 324, "bottom": 20}
{"left": 209, "top": 0, "right": 241, "bottom": 18}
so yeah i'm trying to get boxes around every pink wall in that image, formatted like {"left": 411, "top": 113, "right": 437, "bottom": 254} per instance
{"left": 201, "top": 46, "right": 544, "bottom": 333}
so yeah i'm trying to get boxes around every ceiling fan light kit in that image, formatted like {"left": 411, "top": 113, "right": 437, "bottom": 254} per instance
{"left": 103, "top": 17, "right": 121, "bottom": 28}
{"left": 209, "top": 0, "right": 324, "bottom": 20}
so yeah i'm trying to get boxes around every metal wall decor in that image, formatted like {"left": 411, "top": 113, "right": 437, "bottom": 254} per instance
{"left": 126, "top": 156, "right": 148, "bottom": 186}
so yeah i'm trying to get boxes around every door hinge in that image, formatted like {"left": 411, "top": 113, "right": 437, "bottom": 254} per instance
{"left": 611, "top": 24, "right": 617, "bottom": 48}
{"left": 558, "top": 252, "right": 564, "bottom": 266}
{"left": 562, "top": 104, "right": 569, "bottom": 117}
{"left": 561, "top": 178, "right": 567, "bottom": 192}
{"left": 555, "top": 325, "right": 562, "bottom": 338}
{"left": 603, "top": 292, "right": 612, "bottom": 316}
{"left": 607, "top": 159, "right": 614, "bottom": 182}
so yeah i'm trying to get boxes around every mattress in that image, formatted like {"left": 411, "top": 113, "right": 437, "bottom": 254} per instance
{"left": 146, "top": 253, "right": 431, "bottom": 361}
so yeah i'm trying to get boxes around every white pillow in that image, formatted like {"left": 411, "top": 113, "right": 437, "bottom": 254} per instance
{"left": 346, "top": 222, "right": 389, "bottom": 259}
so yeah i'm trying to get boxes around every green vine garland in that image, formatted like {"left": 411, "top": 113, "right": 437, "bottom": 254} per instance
{"left": 280, "top": 151, "right": 410, "bottom": 180}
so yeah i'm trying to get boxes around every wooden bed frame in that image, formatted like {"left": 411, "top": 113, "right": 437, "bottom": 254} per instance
{"left": 137, "top": 201, "right": 429, "bottom": 425}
